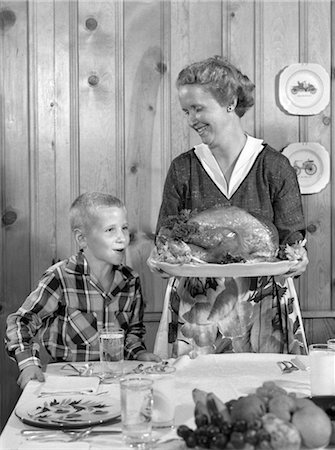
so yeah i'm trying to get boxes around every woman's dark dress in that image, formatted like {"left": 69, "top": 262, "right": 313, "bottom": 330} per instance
{"left": 154, "top": 141, "right": 307, "bottom": 357}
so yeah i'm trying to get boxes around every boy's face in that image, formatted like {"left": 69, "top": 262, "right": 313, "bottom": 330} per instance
{"left": 82, "top": 206, "right": 130, "bottom": 267}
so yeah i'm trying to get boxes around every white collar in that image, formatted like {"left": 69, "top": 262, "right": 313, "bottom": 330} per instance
{"left": 194, "top": 135, "right": 264, "bottom": 199}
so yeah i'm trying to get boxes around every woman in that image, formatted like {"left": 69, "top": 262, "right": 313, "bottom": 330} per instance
{"left": 153, "top": 56, "right": 308, "bottom": 358}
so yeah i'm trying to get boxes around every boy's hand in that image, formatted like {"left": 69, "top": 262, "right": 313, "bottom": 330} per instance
{"left": 18, "top": 366, "right": 45, "bottom": 389}
{"left": 136, "top": 351, "right": 161, "bottom": 362}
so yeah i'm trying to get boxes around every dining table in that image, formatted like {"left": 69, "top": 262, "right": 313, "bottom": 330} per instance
{"left": 0, "top": 353, "right": 331, "bottom": 450}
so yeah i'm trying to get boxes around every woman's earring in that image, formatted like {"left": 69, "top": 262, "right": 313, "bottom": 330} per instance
{"left": 227, "top": 105, "right": 233, "bottom": 112}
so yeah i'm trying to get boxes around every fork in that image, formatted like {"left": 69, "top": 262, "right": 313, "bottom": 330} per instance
{"left": 277, "top": 360, "right": 299, "bottom": 374}
{"left": 37, "top": 389, "right": 108, "bottom": 397}
{"left": 21, "top": 427, "right": 122, "bottom": 441}
{"left": 22, "top": 429, "right": 181, "bottom": 445}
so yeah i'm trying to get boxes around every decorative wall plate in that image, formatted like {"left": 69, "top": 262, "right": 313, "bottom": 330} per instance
{"left": 283, "top": 142, "right": 330, "bottom": 194}
{"left": 279, "top": 63, "right": 330, "bottom": 115}
{"left": 15, "top": 395, "right": 120, "bottom": 429}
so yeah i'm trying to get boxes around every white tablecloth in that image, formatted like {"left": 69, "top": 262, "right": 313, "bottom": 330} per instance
{"left": 0, "top": 354, "right": 317, "bottom": 450}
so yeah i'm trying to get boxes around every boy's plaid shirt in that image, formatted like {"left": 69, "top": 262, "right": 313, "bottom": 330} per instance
{"left": 6, "top": 251, "right": 147, "bottom": 370}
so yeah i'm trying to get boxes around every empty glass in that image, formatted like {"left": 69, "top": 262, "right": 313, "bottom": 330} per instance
{"left": 120, "top": 377, "right": 153, "bottom": 448}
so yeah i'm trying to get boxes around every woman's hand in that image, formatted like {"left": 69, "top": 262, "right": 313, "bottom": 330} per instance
{"left": 283, "top": 247, "right": 309, "bottom": 278}
{"left": 146, "top": 256, "right": 171, "bottom": 279}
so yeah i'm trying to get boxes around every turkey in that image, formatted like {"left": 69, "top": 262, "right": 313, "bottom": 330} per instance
{"left": 155, "top": 205, "right": 279, "bottom": 264}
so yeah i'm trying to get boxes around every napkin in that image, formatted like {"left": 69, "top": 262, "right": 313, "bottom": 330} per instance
{"left": 19, "top": 444, "right": 89, "bottom": 450}
{"left": 291, "top": 356, "right": 309, "bottom": 371}
{"left": 169, "top": 355, "right": 191, "bottom": 371}
{"left": 38, "top": 374, "right": 100, "bottom": 395}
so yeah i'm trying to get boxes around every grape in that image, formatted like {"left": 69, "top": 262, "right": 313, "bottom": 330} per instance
{"left": 177, "top": 424, "right": 193, "bottom": 439}
{"left": 257, "top": 440, "right": 272, "bottom": 450}
{"left": 247, "top": 418, "right": 263, "bottom": 431}
{"left": 232, "top": 420, "right": 247, "bottom": 433}
{"left": 255, "top": 429, "right": 271, "bottom": 442}
{"left": 194, "top": 425, "right": 209, "bottom": 445}
{"left": 210, "top": 433, "right": 228, "bottom": 449}
{"left": 197, "top": 433, "right": 211, "bottom": 448}
{"left": 220, "top": 420, "right": 232, "bottom": 435}
{"left": 195, "top": 425, "right": 209, "bottom": 435}
{"left": 229, "top": 431, "right": 245, "bottom": 449}
{"left": 196, "top": 413, "right": 209, "bottom": 427}
{"left": 211, "top": 412, "right": 223, "bottom": 427}
{"left": 206, "top": 424, "right": 221, "bottom": 438}
{"left": 185, "top": 432, "right": 197, "bottom": 448}
{"left": 244, "top": 429, "right": 258, "bottom": 445}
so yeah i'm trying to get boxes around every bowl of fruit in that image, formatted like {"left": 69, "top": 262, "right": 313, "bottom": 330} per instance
{"left": 177, "top": 381, "right": 334, "bottom": 449}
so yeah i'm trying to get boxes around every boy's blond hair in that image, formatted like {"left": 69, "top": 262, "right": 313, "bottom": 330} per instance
{"left": 70, "top": 192, "right": 125, "bottom": 232}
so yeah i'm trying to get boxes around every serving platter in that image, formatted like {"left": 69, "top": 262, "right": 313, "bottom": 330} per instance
{"left": 15, "top": 395, "right": 120, "bottom": 429}
{"left": 283, "top": 142, "right": 330, "bottom": 194}
{"left": 151, "top": 259, "right": 297, "bottom": 278}
{"left": 279, "top": 63, "right": 330, "bottom": 115}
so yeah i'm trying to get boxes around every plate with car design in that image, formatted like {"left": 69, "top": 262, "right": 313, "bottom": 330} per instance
{"left": 279, "top": 63, "right": 330, "bottom": 115}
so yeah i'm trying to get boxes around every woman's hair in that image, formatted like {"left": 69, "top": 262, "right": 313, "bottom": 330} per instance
{"left": 70, "top": 191, "right": 125, "bottom": 232}
{"left": 176, "top": 55, "right": 255, "bottom": 117}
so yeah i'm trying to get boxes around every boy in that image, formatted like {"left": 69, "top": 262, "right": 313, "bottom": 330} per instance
{"left": 6, "top": 192, "right": 160, "bottom": 388}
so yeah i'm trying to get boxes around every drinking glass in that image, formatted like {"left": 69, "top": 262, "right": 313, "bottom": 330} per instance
{"left": 143, "top": 365, "right": 176, "bottom": 428}
{"left": 120, "top": 377, "right": 153, "bottom": 448}
{"left": 99, "top": 327, "right": 124, "bottom": 382}
{"left": 327, "top": 338, "right": 335, "bottom": 350}
{"left": 309, "top": 343, "right": 335, "bottom": 395}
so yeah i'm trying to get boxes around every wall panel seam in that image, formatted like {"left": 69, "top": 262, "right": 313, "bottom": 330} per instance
{"left": 254, "top": 0, "right": 263, "bottom": 138}
{"left": 69, "top": 0, "right": 80, "bottom": 206}
{"left": 27, "top": 0, "right": 38, "bottom": 287}
{"left": 115, "top": 0, "right": 125, "bottom": 202}
{"left": 298, "top": 0, "right": 308, "bottom": 141}
{"left": 161, "top": 0, "right": 171, "bottom": 178}
{"left": 331, "top": 0, "right": 335, "bottom": 309}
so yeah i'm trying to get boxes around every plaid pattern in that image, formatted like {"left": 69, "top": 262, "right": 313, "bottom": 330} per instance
{"left": 5, "top": 251, "right": 146, "bottom": 370}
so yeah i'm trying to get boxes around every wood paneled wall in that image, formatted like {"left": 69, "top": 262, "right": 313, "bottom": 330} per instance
{"left": 1, "top": 0, "right": 335, "bottom": 429}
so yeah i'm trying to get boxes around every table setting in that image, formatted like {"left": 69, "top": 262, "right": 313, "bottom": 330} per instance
{"left": 1, "top": 351, "right": 335, "bottom": 450}
{"left": 1, "top": 320, "right": 335, "bottom": 450}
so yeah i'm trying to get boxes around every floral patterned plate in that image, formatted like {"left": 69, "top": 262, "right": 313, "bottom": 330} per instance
{"left": 15, "top": 395, "right": 120, "bottom": 429}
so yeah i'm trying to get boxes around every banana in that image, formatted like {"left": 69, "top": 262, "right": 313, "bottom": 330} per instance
{"left": 192, "top": 388, "right": 208, "bottom": 406}
{"left": 207, "top": 392, "right": 232, "bottom": 423}
{"left": 194, "top": 400, "right": 210, "bottom": 421}
{"left": 192, "top": 388, "right": 231, "bottom": 424}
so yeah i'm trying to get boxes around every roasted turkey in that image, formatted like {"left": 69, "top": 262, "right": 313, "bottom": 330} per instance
{"left": 155, "top": 205, "right": 280, "bottom": 264}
